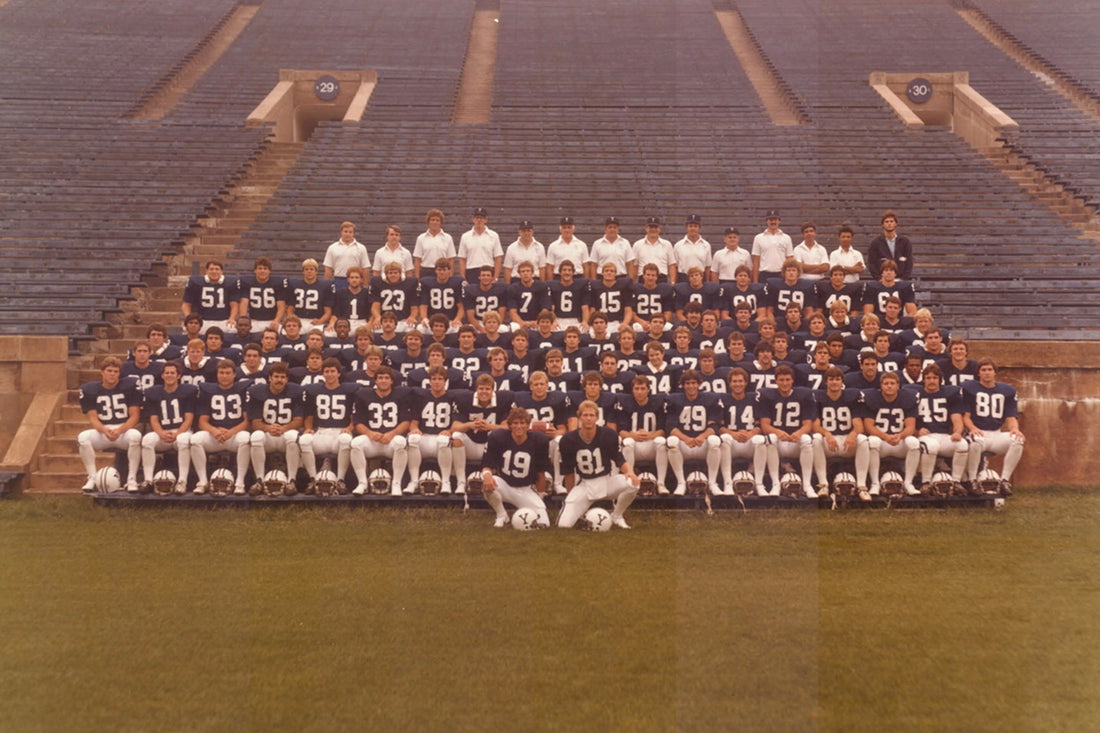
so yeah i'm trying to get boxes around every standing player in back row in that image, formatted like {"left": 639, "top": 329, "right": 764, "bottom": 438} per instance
{"left": 557, "top": 400, "right": 641, "bottom": 529}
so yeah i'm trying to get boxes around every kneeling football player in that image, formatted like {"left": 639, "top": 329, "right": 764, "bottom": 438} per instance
{"left": 481, "top": 408, "right": 551, "bottom": 527}
{"left": 557, "top": 400, "right": 641, "bottom": 529}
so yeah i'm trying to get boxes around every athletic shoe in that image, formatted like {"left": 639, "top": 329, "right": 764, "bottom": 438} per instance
{"left": 403, "top": 482, "right": 418, "bottom": 495}
{"left": 493, "top": 514, "right": 509, "bottom": 528}
{"left": 126, "top": 480, "right": 139, "bottom": 493}
{"left": 1000, "top": 480, "right": 1013, "bottom": 497}
{"left": 869, "top": 484, "right": 881, "bottom": 496}
{"left": 803, "top": 486, "right": 818, "bottom": 499}
{"left": 334, "top": 479, "right": 347, "bottom": 495}
{"left": 283, "top": 482, "right": 297, "bottom": 496}
{"left": 82, "top": 476, "right": 96, "bottom": 491}
{"left": 249, "top": 481, "right": 264, "bottom": 497}
{"left": 722, "top": 484, "right": 735, "bottom": 496}
{"left": 193, "top": 482, "right": 207, "bottom": 495}
{"left": 389, "top": 484, "right": 401, "bottom": 497}
{"left": 904, "top": 483, "right": 920, "bottom": 496}
{"left": 656, "top": 483, "right": 670, "bottom": 495}
{"left": 756, "top": 484, "right": 768, "bottom": 496}
{"left": 352, "top": 484, "right": 368, "bottom": 496}
{"left": 233, "top": 484, "right": 246, "bottom": 496}
{"left": 455, "top": 483, "right": 466, "bottom": 495}
{"left": 440, "top": 482, "right": 452, "bottom": 494}
{"left": 858, "top": 488, "right": 871, "bottom": 502}
{"left": 611, "top": 515, "right": 631, "bottom": 530}
{"left": 175, "top": 480, "right": 187, "bottom": 494}
{"left": 672, "top": 485, "right": 686, "bottom": 496}
{"left": 709, "top": 483, "right": 722, "bottom": 496}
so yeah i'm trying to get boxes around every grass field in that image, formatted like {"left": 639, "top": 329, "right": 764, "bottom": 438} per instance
{"left": 1, "top": 489, "right": 1096, "bottom": 732}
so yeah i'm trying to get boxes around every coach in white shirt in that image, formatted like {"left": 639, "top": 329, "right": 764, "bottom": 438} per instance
{"left": 458, "top": 207, "right": 503, "bottom": 282}
{"left": 751, "top": 209, "right": 793, "bottom": 283}
{"left": 372, "top": 225, "right": 415, "bottom": 278}
{"left": 413, "top": 208, "right": 455, "bottom": 277}
{"left": 587, "top": 217, "right": 635, "bottom": 280}
{"left": 711, "top": 227, "right": 752, "bottom": 282}
{"left": 633, "top": 216, "right": 676, "bottom": 283}
{"left": 544, "top": 216, "right": 589, "bottom": 281}
{"left": 503, "top": 220, "right": 547, "bottom": 282}
{"left": 323, "top": 221, "right": 370, "bottom": 289}
{"left": 792, "top": 222, "right": 830, "bottom": 281}
{"left": 673, "top": 214, "right": 712, "bottom": 281}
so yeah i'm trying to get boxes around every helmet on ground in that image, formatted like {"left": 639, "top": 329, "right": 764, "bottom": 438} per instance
{"left": 832, "top": 472, "right": 857, "bottom": 498}
{"left": 977, "top": 468, "right": 1002, "bottom": 494}
{"left": 637, "top": 472, "right": 658, "bottom": 496}
{"left": 732, "top": 470, "right": 756, "bottom": 496}
{"left": 511, "top": 507, "right": 546, "bottom": 530}
{"left": 94, "top": 466, "right": 122, "bottom": 493}
{"left": 263, "top": 469, "right": 289, "bottom": 496}
{"left": 418, "top": 470, "right": 442, "bottom": 496}
{"left": 780, "top": 471, "right": 802, "bottom": 498}
{"left": 152, "top": 469, "right": 176, "bottom": 496}
{"left": 210, "top": 468, "right": 235, "bottom": 496}
{"left": 465, "top": 471, "right": 485, "bottom": 494}
{"left": 368, "top": 467, "right": 392, "bottom": 495}
{"left": 880, "top": 470, "right": 905, "bottom": 498}
{"left": 685, "top": 471, "right": 708, "bottom": 496}
{"left": 581, "top": 507, "right": 612, "bottom": 532}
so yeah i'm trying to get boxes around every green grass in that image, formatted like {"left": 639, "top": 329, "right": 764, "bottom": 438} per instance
{"left": 0, "top": 490, "right": 1097, "bottom": 732}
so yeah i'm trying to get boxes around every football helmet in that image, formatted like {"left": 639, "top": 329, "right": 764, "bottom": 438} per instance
{"left": 263, "top": 469, "right": 289, "bottom": 497}
{"left": 977, "top": 469, "right": 1002, "bottom": 495}
{"left": 930, "top": 471, "right": 956, "bottom": 497}
{"left": 94, "top": 466, "right": 122, "bottom": 493}
{"left": 152, "top": 469, "right": 177, "bottom": 497}
{"left": 879, "top": 470, "right": 905, "bottom": 498}
{"left": 731, "top": 470, "right": 756, "bottom": 496}
{"left": 368, "top": 467, "right": 392, "bottom": 495}
{"left": 581, "top": 507, "right": 612, "bottom": 532}
{"left": 418, "top": 470, "right": 442, "bottom": 496}
{"left": 779, "top": 471, "right": 802, "bottom": 498}
{"left": 511, "top": 507, "right": 546, "bottom": 530}
{"left": 832, "top": 472, "right": 857, "bottom": 498}
{"left": 209, "top": 468, "right": 235, "bottom": 496}
{"left": 465, "top": 471, "right": 485, "bottom": 494}
{"left": 685, "top": 471, "right": 709, "bottom": 496}
{"left": 637, "top": 472, "right": 658, "bottom": 497}
{"left": 314, "top": 468, "right": 339, "bottom": 496}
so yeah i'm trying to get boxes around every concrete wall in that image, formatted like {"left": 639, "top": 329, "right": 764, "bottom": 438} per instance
{"left": 0, "top": 337, "right": 68, "bottom": 482}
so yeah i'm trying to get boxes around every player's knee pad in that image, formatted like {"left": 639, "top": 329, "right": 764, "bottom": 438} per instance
{"left": 653, "top": 436, "right": 666, "bottom": 449}
{"left": 705, "top": 435, "right": 721, "bottom": 449}
{"left": 391, "top": 435, "right": 407, "bottom": 450}
{"left": 666, "top": 436, "right": 681, "bottom": 451}
{"left": 337, "top": 433, "right": 353, "bottom": 449}
{"left": 349, "top": 435, "right": 367, "bottom": 451}
{"left": 798, "top": 434, "right": 813, "bottom": 447}
{"left": 407, "top": 433, "right": 422, "bottom": 448}
{"left": 902, "top": 436, "right": 920, "bottom": 450}
{"left": 750, "top": 434, "right": 766, "bottom": 447}
{"left": 250, "top": 431, "right": 266, "bottom": 447}
{"left": 435, "top": 435, "right": 450, "bottom": 450}
{"left": 918, "top": 435, "right": 936, "bottom": 453}
{"left": 299, "top": 433, "right": 314, "bottom": 449}
{"left": 867, "top": 436, "right": 882, "bottom": 450}
{"left": 622, "top": 437, "right": 636, "bottom": 450}
{"left": 77, "top": 429, "right": 94, "bottom": 448}
{"left": 1011, "top": 433, "right": 1025, "bottom": 446}
{"left": 719, "top": 433, "right": 733, "bottom": 447}
{"left": 141, "top": 432, "right": 159, "bottom": 449}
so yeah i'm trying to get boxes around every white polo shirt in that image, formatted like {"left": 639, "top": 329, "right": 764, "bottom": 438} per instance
{"left": 673, "top": 237, "right": 713, "bottom": 274}
{"left": 751, "top": 229, "right": 794, "bottom": 273}
{"left": 546, "top": 237, "right": 590, "bottom": 274}
{"left": 632, "top": 237, "right": 675, "bottom": 274}
{"left": 588, "top": 236, "right": 635, "bottom": 275}
{"left": 711, "top": 247, "right": 753, "bottom": 280}
{"left": 830, "top": 246, "right": 866, "bottom": 284}
{"left": 503, "top": 239, "right": 547, "bottom": 273}
{"left": 323, "top": 239, "right": 370, "bottom": 276}
{"left": 372, "top": 244, "right": 415, "bottom": 275}
{"left": 793, "top": 241, "right": 830, "bottom": 281}
{"left": 458, "top": 227, "right": 503, "bottom": 270}
{"left": 413, "top": 230, "right": 456, "bottom": 269}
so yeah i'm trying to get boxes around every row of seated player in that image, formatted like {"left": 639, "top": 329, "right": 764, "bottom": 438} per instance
{"left": 183, "top": 252, "right": 917, "bottom": 337}
{"left": 78, "top": 350, "right": 1021, "bottom": 521}
{"left": 311, "top": 208, "right": 909, "bottom": 286}
{"left": 132, "top": 306, "right": 957, "bottom": 395}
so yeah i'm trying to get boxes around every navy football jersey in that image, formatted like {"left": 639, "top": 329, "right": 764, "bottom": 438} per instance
{"left": 303, "top": 382, "right": 358, "bottom": 429}
{"left": 388, "top": 350, "right": 429, "bottom": 384}
{"left": 765, "top": 278, "right": 818, "bottom": 315}
{"left": 547, "top": 277, "right": 590, "bottom": 321}
{"left": 513, "top": 390, "right": 570, "bottom": 428}
{"left": 560, "top": 426, "right": 623, "bottom": 479}
{"left": 693, "top": 329, "right": 731, "bottom": 355}
{"left": 560, "top": 346, "right": 598, "bottom": 374}
{"left": 862, "top": 280, "right": 917, "bottom": 318}
{"left": 331, "top": 286, "right": 370, "bottom": 322}
{"left": 616, "top": 394, "right": 666, "bottom": 434}
{"left": 369, "top": 276, "right": 419, "bottom": 320}
{"left": 914, "top": 385, "right": 963, "bottom": 434}
{"left": 447, "top": 347, "right": 490, "bottom": 382}
{"left": 182, "top": 275, "right": 237, "bottom": 321}
{"left": 697, "top": 367, "right": 730, "bottom": 394}
{"left": 674, "top": 281, "right": 722, "bottom": 313}
{"left": 637, "top": 363, "right": 681, "bottom": 396}
{"left": 287, "top": 277, "right": 334, "bottom": 321}
{"left": 412, "top": 389, "right": 460, "bottom": 435}
{"left": 720, "top": 391, "right": 759, "bottom": 433}
{"left": 814, "top": 281, "right": 863, "bottom": 314}
{"left": 120, "top": 361, "right": 162, "bottom": 392}
{"left": 143, "top": 383, "right": 198, "bottom": 431}
{"left": 600, "top": 370, "right": 636, "bottom": 394}
{"left": 546, "top": 372, "right": 582, "bottom": 393}
{"left": 506, "top": 350, "right": 544, "bottom": 384}
{"left": 844, "top": 370, "right": 881, "bottom": 392}
{"left": 247, "top": 382, "right": 305, "bottom": 425}
{"left": 566, "top": 390, "right": 618, "bottom": 427}
{"left": 419, "top": 275, "right": 466, "bottom": 320}
{"left": 483, "top": 429, "right": 551, "bottom": 485}
{"left": 179, "top": 357, "right": 218, "bottom": 387}
{"left": 508, "top": 280, "right": 550, "bottom": 322}
{"left": 666, "top": 348, "right": 699, "bottom": 371}
{"left": 234, "top": 365, "right": 268, "bottom": 386}
{"left": 289, "top": 367, "right": 326, "bottom": 387}
{"left": 80, "top": 379, "right": 144, "bottom": 424}
{"left": 962, "top": 380, "right": 1018, "bottom": 432}
{"left": 863, "top": 389, "right": 919, "bottom": 435}
{"left": 814, "top": 388, "right": 864, "bottom": 436}
{"left": 406, "top": 366, "right": 469, "bottom": 391}
{"left": 353, "top": 387, "right": 413, "bottom": 432}
{"left": 581, "top": 333, "right": 617, "bottom": 354}
{"left": 720, "top": 282, "right": 765, "bottom": 314}
{"left": 939, "top": 358, "right": 979, "bottom": 387}
{"left": 632, "top": 282, "right": 675, "bottom": 321}
{"left": 456, "top": 389, "right": 514, "bottom": 444}
{"left": 465, "top": 282, "right": 508, "bottom": 322}
{"left": 526, "top": 329, "right": 564, "bottom": 352}
{"left": 614, "top": 350, "right": 646, "bottom": 374}
{"left": 475, "top": 331, "right": 513, "bottom": 350}
{"left": 238, "top": 276, "right": 288, "bottom": 321}
{"left": 665, "top": 392, "right": 721, "bottom": 437}
{"left": 197, "top": 381, "right": 249, "bottom": 430}
{"left": 758, "top": 386, "right": 817, "bottom": 432}
{"left": 744, "top": 361, "right": 778, "bottom": 392}
{"left": 588, "top": 279, "right": 634, "bottom": 322}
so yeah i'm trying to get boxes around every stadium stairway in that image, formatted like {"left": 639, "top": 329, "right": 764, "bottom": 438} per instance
{"left": 29, "top": 140, "right": 305, "bottom": 493}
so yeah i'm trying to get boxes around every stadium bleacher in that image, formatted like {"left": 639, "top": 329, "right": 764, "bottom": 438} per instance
{"left": 0, "top": 0, "right": 1095, "bottom": 344}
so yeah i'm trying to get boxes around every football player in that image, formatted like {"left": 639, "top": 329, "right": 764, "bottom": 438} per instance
{"left": 758, "top": 364, "right": 817, "bottom": 496}
{"left": 141, "top": 324, "right": 181, "bottom": 362}
{"left": 637, "top": 340, "right": 681, "bottom": 395}
{"left": 247, "top": 362, "right": 304, "bottom": 493}
{"left": 544, "top": 349, "right": 581, "bottom": 392}
{"left": 815, "top": 265, "right": 863, "bottom": 316}
{"left": 452, "top": 375, "right": 515, "bottom": 495}
{"left": 328, "top": 266, "right": 370, "bottom": 331}
{"left": 139, "top": 360, "right": 195, "bottom": 493}
{"left": 765, "top": 257, "right": 818, "bottom": 320}
{"left": 719, "top": 266, "right": 766, "bottom": 320}
{"left": 369, "top": 261, "right": 420, "bottom": 332}
{"left": 179, "top": 338, "right": 217, "bottom": 386}
{"left": 77, "top": 357, "right": 143, "bottom": 492}
{"left": 557, "top": 400, "right": 641, "bottom": 529}
{"left": 567, "top": 372, "right": 618, "bottom": 430}
{"left": 447, "top": 325, "right": 489, "bottom": 383}
{"left": 546, "top": 259, "right": 590, "bottom": 329}
{"left": 718, "top": 367, "right": 767, "bottom": 495}
{"left": 862, "top": 259, "right": 917, "bottom": 319}
{"left": 632, "top": 263, "right": 675, "bottom": 332}
{"left": 696, "top": 349, "right": 730, "bottom": 393}
{"left": 588, "top": 261, "right": 634, "bottom": 330}
{"left": 408, "top": 343, "right": 468, "bottom": 391}
{"left": 618, "top": 374, "right": 669, "bottom": 493}
{"left": 350, "top": 366, "right": 412, "bottom": 495}
{"left": 812, "top": 367, "right": 870, "bottom": 497}
{"left": 939, "top": 338, "right": 979, "bottom": 387}
{"left": 287, "top": 258, "right": 333, "bottom": 329}
{"left": 613, "top": 327, "right": 645, "bottom": 373}
{"left": 387, "top": 329, "right": 429, "bottom": 384}
{"left": 237, "top": 256, "right": 287, "bottom": 333}
{"left": 514, "top": 371, "right": 570, "bottom": 494}
{"left": 962, "top": 358, "right": 1024, "bottom": 494}
{"left": 290, "top": 348, "right": 327, "bottom": 387}
{"left": 913, "top": 364, "right": 970, "bottom": 491}
{"left": 475, "top": 310, "right": 512, "bottom": 350}
{"left": 464, "top": 265, "right": 508, "bottom": 332}
{"left": 406, "top": 366, "right": 460, "bottom": 494}
{"left": 121, "top": 341, "right": 162, "bottom": 392}
{"left": 560, "top": 326, "right": 598, "bottom": 374}
{"left": 862, "top": 372, "right": 921, "bottom": 496}
{"left": 665, "top": 370, "right": 723, "bottom": 496}
{"left": 673, "top": 267, "right": 721, "bottom": 322}
{"left": 181, "top": 259, "right": 237, "bottom": 333}
{"left": 481, "top": 408, "right": 552, "bottom": 527}
{"left": 299, "top": 358, "right": 357, "bottom": 493}
{"left": 506, "top": 260, "right": 549, "bottom": 330}
{"left": 419, "top": 258, "right": 466, "bottom": 331}
{"left": 191, "top": 359, "right": 251, "bottom": 495}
